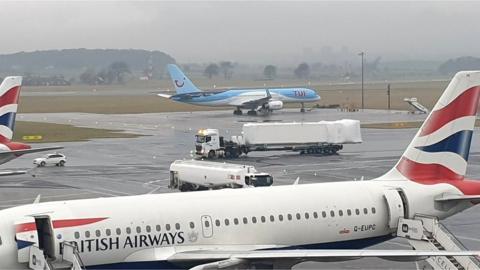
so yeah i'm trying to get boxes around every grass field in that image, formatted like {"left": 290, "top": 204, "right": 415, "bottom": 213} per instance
{"left": 12, "top": 121, "right": 142, "bottom": 143}
{"left": 362, "top": 120, "right": 480, "bottom": 129}
{"left": 18, "top": 79, "right": 449, "bottom": 114}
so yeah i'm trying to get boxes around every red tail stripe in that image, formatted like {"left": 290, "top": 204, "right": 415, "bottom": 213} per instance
{"left": 396, "top": 157, "right": 463, "bottom": 181}
{"left": 0, "top": 86, "right": 20, "bottom": 108}
{"left": 0, "top": 134, "right": 10, "bottom": 144}
{"left": 420, "top": 86, "right": 480, "bottom": 136}
{"left": 397, "top": 157, "right": 480, "bottom": 195}
{"left": 15, "top": 218, "right": 108, "bottom": 233}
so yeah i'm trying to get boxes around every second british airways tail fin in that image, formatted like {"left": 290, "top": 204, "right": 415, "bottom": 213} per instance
{"left": 378, "top": 71, "right": 480, "bottom": 182}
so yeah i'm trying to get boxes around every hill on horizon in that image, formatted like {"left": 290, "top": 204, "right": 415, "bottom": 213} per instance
{"left": 0, "top": 49, "right": 176, "bottom": 78}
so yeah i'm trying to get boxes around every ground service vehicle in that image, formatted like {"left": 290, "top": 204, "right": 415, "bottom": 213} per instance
{"left": 195, "top": 120, "right": 362, "bottom": 159}
{"left": 169, "top": 159, "right": 273, "bottom": 191}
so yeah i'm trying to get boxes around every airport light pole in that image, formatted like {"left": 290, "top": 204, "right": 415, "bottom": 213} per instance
{"left": 358, "top": 52, "right": 365, "bottom": 110}
{"left": 387, "top": 83, "right": 391, "bottom": 110}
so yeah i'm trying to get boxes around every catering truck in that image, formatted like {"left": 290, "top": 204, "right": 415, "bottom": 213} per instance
{"left": 195, "top": 119, "right": 362, "bottom": 159}
{"left": 169, "top": 159, "right": 273, "bottom": 191}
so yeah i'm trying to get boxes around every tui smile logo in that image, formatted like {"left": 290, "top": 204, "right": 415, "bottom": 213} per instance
{"left": 175, "top": 78, "right": 185, "bottom": 88}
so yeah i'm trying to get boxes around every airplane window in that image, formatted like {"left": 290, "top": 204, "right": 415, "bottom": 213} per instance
{"left": 156, "top": 225, "right": 161, "bottom": 231}
{"left": 116, "top": 228, "right": 121, "bottom": 235}
{"left": 330, "top": 211, "right": 335, "bottom": 217}
{"left": 287, "top": 214, "right": 292, "bottom": 221}
{"left": 175, "top": 223, "right": 180, "bottom": 230}
{"left": 85, "top": 231, "right": 91, "bottom": 238}
{"left": 224, "top": 219, "right": 230, "bottom": 226}
{"left": 234, "top": 218, "right": 239, "bottom": 225}
{"left": 252, "top": 217, "right": 257, "bottom": 223}
{"left": 304, "top": 212, "right": 309, "bottom": 219}
{"left": 136, "top": 226, "right": 141, "bottom": 233}
{"left": 364, "top": 208, "right": 368, "bottom": 214}
{"left": 347, "top": 209, "right": 352, "bottom": 216}
{"left": 313, "top": 212, "right": 318, "bottom": 219}
{"left": 339, "top": 210, "right": 343, "bottom": 217}
{"left": 215, "top": 220, "right": 221, "bottom": 227}
{"left": 106, "top": 229, "right": 111, "bottom": 236}
{"left": 279, "top": 214, "right": 284, "bottom": 221}
{"left": 322, "top": 211, "right": 326, "bottom": 218}
{"left": 126, "top": 227, "right": 131, "bottom": 234}
{"left": 146, "top": 226, "right": 151, "bottom": 233}
{"left": 371, "top": 207, "right": 376, "bottom": 214}
{"left": 204, "top": 220, "right": 210, "bottom": 228}
{"left": 355, "top": 209, "right": 360, "bottom": 215}
{"left": 74, "top": 232, "right": 80, "bottom": 239}
{"left": 296, "top": 213, "right": 301, "bottom": 220}
{"left": 166, "top": 224, "right": 171, "bottom": 231}
{"left": 190, "top": 222, "right": 195, "bottom": 229}
{"left": 270, "top": 215, "right": 275, "bottom": 222}
{"left": 261, "top": 216, "right": 266, "bottom": 223}
{"left": 243, "top": 217, "right": 248, "bottom": 224}
{"left": 95, "top": 230, "right": 101, "bottom": 237}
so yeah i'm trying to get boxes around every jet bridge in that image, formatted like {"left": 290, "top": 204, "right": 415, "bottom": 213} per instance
{"left": 397, "top": 215, "right": 480, "bottom": 270}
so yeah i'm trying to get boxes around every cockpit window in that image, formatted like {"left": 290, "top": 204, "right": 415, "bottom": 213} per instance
{"left": 195, "top": 135, "right": 206, "bottom": 143}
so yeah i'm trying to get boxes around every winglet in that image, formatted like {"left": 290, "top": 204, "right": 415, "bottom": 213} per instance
{"left": 293, "top": 177, "right": 300, "bottom": 185}
{"left": 33, "top": 194, "right": 41, "bottom": 204}
{"left": 266, "top": 89, "right": 272, "bottom": 99}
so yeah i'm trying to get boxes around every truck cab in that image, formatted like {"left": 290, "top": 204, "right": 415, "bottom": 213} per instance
{"left": 245, "top": 172, "right": 273, "bottom": 187}
{"left": 195, "top": 129, "right": 223, "bottom": 158}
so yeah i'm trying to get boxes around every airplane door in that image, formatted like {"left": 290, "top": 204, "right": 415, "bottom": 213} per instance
{"left": 35, "top": 216, "right": 57, "bottom": 260}
{"left": 383, "top": 189, "right": 405, "bottom": 229}
{"left": 201, "top": 215, "right": 213, "bottom": 238}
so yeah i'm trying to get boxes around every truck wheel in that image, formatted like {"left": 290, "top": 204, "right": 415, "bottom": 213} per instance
{"left": 225, "top": 150, "right": 231, "bottom": 159}
{"left": 208, "top": 151, "right": 216, "bottom": 159}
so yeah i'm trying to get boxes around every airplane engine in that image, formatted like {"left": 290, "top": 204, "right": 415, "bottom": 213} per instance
{"left": 266, "top": 100, "right": 283, "bottom": 110}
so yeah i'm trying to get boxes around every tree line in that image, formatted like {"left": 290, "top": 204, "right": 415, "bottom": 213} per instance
{"left": 202, "top": 62, "right": 312, "bottom": 80}
{"left": 79, "top": 61, "right": 132, "bottom": 85}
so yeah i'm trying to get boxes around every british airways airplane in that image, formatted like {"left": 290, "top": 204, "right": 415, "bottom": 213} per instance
{"left": 1, "top": 71, "right": 480, "bottom": 269}
{"left": 0, "top": 77, "right": 62, "bottom": 176}
{"left": 157, "top": 64, "right": 320, "bottom": 115}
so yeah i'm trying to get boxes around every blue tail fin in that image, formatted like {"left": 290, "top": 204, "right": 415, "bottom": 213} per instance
{"left": 167, "top": 64, "right": 201, "bottom": 94}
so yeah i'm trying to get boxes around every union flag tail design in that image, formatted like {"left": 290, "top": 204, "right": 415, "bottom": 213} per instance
{"left": 0, "top": 76, "right": 22, "bottom": 144}
{"left": 379, "top": 71, "right": 480, "bottom": 183}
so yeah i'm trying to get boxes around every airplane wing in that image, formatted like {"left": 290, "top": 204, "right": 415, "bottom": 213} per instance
{"left": 435, "top": 194, "right": 480, "bottom": 203}
{"left": 0, "top": 146, "right": 63, "bottom": 159}
{"left": 0, "top": 170, "right": 26, "bottom": 177}
{"left": 168, "top": 249, "right": 480, "bottom": 269}
{"left": 228, "top": 89, "right": 272, "bottom": 108}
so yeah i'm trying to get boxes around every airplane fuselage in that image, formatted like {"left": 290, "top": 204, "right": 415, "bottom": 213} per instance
{"left": 0, "top": 179, "right": 468, "bottom": 269}
{"left": 170, "top": 88, "right": 320, "bottom": 108}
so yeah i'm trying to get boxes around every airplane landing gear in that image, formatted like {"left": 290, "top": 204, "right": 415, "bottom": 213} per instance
{"left": 300, "top": 102, "right": 306, "bottom": 113}
{"left": 233, "top": 107, "right": 243, "bottom": 115}
{"left": 247, "top": 110, "right": 258, "bottom": 116}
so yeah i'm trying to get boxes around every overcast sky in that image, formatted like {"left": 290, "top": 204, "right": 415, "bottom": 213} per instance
{"left": 1, "top": 1, "right": 479, "bottom": 63}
